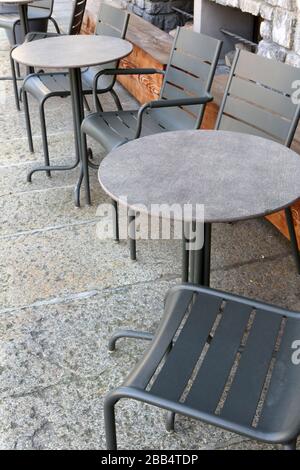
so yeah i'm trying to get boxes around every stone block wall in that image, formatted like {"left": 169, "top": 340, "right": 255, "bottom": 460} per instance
{"left": 210, "top": 0, "right": 300, "bottom": 66}
{"left": 122, "top": 0, "right": 193, "bottom": 31}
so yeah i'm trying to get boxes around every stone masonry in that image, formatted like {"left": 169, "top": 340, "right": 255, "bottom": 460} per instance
{"left": 122, "top": 0, "right": 193, "bottom": 31}
{"left": 210, "top": 0, "right": 300, "bottom": 66}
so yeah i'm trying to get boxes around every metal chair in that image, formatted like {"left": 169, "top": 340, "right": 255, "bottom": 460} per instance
{"left": 215, "top": 49, "right": 300, "bottom": 273}
{"left": 20, "top": 2, "right": 129, "bottom": 181}
{"left": 81, "top": 27, "right": 222, "bottom": 251}
{"left": 10, "top": 0, "right": 87, "bottom": 111}
{"left": 104, "top": 284, "right": 300, "bottom": 450}
{"left": 0, "top": 1, "right": 59, "bottom": 46}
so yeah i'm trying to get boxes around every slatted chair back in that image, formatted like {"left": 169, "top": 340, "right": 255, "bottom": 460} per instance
{"left": 68, "top": 0, "right": 87, "bottom": 35}
{"left": 155, "top": 27, "right": 222, "bottom": 131}
{"left": 215, "top": 49, "right": 300, "bottom": 147}
{"left": 28, "top": 0, "right": 54, "bottom": 17}
{"left": 95, "top": 2, "right": 129, "bottom": 39}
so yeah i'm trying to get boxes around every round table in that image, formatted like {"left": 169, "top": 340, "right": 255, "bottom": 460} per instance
{"left": 12, "top": 35, "right": 133, "bottom": 205}
{"left": 0, "top": 0, "right": 33, "bottom": 37}
{"left": 99, "top": 130, "right": 300, "bottom": 284}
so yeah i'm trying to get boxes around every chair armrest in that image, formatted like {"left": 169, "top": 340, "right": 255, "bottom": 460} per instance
{"left": 24, "top": 31, "right": 63, "bottom": 42}
{"left": 134, "top": 94, "right": 213, "bottom": 139}
{"left": 93, "top": 68, "right": 165, "bottom": 111}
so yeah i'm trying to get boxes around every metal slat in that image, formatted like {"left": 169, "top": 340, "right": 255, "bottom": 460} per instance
{"left": 230, "top": 76, "right": 296, "bottom": 121}
{"left": 218, "top": 115, "right": 280, "bottom": 142}
{"left": 166, "top": 66, "right": 205, "bottom": 97}
{"left": 171, "top": 49, "right": 211, "bottom": 81}
{"left": 258, "top": 317, "right": 300, "bottom": 434}
{"left": 235, "top": 50, "right": 300, "bottom": 97}
{"left": 185, "top": 301, "right": 252, "bottom": 413}
{"left": 175, "top": 28, "right": 219, "bottom": 64}
{"left": 152, "top": 106, "right": 196, "bottom": 131}
{"left": 220, "top": 310, "right": 282, "bottom": 426}
{"left": 150, "top": 293, "right": 223, "bottom": 401}
{"left": 97, "top": 3, "right": 126, "bottom": 33}
{"left": 105, "top": 112, "right": 136, "bottom": 138}
{"left": 223, "top": 95, "right": 291, "bottom": 143}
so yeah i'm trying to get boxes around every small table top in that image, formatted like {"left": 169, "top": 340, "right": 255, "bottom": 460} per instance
{"left": 12, "top": 35, "right": 133, "bottom": 69}
{"left": 99, "top": 130, "right": 300, "bottom": 223}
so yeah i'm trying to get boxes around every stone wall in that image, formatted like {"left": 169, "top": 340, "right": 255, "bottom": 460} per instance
{"left": 122, "top": 0, "right": 193, "bottom": 31}
{"left": 209, "top": 0, "right": 300, "bottom": 66}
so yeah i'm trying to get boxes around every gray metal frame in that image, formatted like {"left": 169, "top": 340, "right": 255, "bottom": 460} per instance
{"left": 18, "top": 3, "right": 129, "bottom": 196}
{"left": 81, "top": 26, "right": 222, "bottom": 222}
{"left": 105, "top": 284, "right": 300, "bottom": 450}
{"left": 215, "top": 49, "right": 300, "bottom": 274}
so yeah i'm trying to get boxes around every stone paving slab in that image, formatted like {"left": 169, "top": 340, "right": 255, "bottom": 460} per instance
{"left": 1, "top": 7, "right": 300, "bottom": 450}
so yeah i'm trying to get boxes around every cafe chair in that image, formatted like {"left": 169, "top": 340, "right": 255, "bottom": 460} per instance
{"left": 81, "top": 27, "right": 222, "bottom": 252}
{"left": 104, "top": 284, "right": 300, "bottom": 450}
{"left": 20, "top": 2, "right": 129, "bottom": 181}
{"left": 0, "top": 0, "right": 58, "bottom": 46}
{"left": 10, "top": 0, "right": 87, "bottom": 111}
{"left": 215, "top": 49, "right": 300, "bottom": 273}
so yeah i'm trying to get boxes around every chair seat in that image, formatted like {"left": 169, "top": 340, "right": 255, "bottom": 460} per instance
{"left": 122, "top": 286, "right": 300, "bottom": 444}
{"left": 23, "top": 70, "right": 114, "bottom": 103}
{"left": 82, "top": 109, "right": 169, "bottom": 152}
{"left": 0, "top": 9, "right": 50, "bottom": 28}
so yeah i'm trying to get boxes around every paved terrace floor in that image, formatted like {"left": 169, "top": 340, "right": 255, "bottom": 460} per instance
{"left": 0, "top": 1, "right": 300, "bottom": 450}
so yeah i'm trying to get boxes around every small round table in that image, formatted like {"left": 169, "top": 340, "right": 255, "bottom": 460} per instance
{"left": 99, "top": 129, "right": 300, "bottom": 349}
{"left": 12, "top": 35, "right": 133, "bottom": 205}
{"left": 100, "top": 130, "right": 300, "bottom": 284}
{"left": 0, "top": 0, "right": 33, "bottom": 37}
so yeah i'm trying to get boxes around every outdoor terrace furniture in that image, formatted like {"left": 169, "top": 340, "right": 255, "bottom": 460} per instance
{"left": 0, "top": 0, "right": 58, "bottom": 45}
{"left": 104, "top": 284, "right": 300, "bottom": 450}
{"left": 13, "top": 34, "right": 133, "bottom": 206}
{"left": 82, "top": 27, "right": 222, "bottom": 245}
{"left": 17, "top": 2, "right": 129, "bottom": 181}
{"left": 215, "top": 49, "right": 300, "bottom": 273}
{"left": 10, "top": 0, "right": 87, "bottom": 111}
{"left": 99, "top": 129, "right": 300, "bottom": 350}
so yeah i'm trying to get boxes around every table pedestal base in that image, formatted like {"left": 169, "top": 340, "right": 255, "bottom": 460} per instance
{"left": 107, "top": 221, "right": 212, "bottom": 351}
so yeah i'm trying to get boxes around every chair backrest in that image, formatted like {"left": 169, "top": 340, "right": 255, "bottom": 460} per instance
{"left": 155, "top": 27, "right": 222, "bottom": 131}
{"left": 215, "top": 49, "right": 300, "bottom": 147}
{"left": 95, "top": 2, "right": 129, "bottom": 39}
{"left": 68, "top": 0, "right": 87, "bottom": 35}
{"left": 28, "top": 0, "right": 54, "bottom": 17}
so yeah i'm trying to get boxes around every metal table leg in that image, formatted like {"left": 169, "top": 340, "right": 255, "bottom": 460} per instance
{"left": 27, "top": 67, "right": 81, "bottom": 182}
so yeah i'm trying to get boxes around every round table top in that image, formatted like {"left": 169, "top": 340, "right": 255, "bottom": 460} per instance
{"left": 99, "top": 130, "right": 300, "bottom": 223}
{"left": 12, "top": 35, "right": 133, "bottom": 69}
{"left": 0, "top": 1, "right": 32, "bottom": 4}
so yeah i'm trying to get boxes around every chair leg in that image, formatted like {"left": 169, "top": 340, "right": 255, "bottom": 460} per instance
{"left": 166, "top": 411, "right": 176, "bottom": 432}
{"left": 108, "top": 330, "right": 153, "bottom": 352}
{"left": 22, "top": 90, "right": 34, "bottom": 154}
{"left": 83, "top": 95, "right": 91, "bottom": 112}
{"left": 112, "top": 199, "right": 119, "bottom": 242}
{"left": 39, "top": 100, "right": 51, "bottom": 178}
{"left": 10, "top": 52, "right": 20, "bottom": 111}
{"left": 110, "top": 88, "right": 123, "bottom": 111}
{"left": 104, "top": 394, "right": 118, "bottom": 450}
{"left": 81, "top": 130, "right": 91, "bottom": 206}
{"left": 49, "top": 17, "right": 61, "bottom": 34}
{"left": 128, "top": 211, "right": 137, "bottom": 261}
{"left": 282, "top": 439, "right": 297, "bottom": 450}
{"left": 285, "top": 207, "right": 300, "bottom": 274}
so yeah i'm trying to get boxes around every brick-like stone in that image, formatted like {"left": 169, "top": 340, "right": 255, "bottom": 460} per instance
{"left": 260, "top": 3, "right": 274, "bottom": 20}
{"left": 272, "top": 8, "right": 295, "bottom": 48}
{"left": 260, "top": 20, "right": 272, "bottom": 39}
{"left": 257, "top": 39, "right": 287, "bottom": 61}
{"left": 293, "top": 18, "right": 300, "bottom": 54}
{"left": 240, "top": 0, "right": 261, "bottom": 15}
{"left": 285, "top": 51, "right": 300, "bottom": 67}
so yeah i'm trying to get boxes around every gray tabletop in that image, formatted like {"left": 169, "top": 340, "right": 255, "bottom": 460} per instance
{"left": 99, "top": 130, "right": 300, "bottom": 223}
{"left": 12, "top": 35, "right": 133, "bottom": 69}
